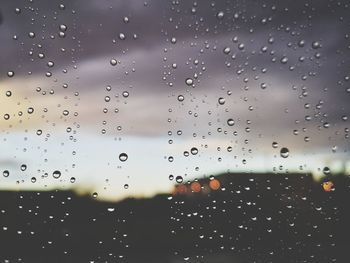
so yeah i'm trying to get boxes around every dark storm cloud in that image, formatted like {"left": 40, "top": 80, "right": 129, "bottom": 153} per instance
{"left": 1, "top": 0, "right": 348, "bottom": 74}
{"left": 0, "top": 0, "right": 349, "bottom": 143}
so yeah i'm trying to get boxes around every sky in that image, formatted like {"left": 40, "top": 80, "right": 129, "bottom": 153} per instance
{"left": 0, "top": 0, "right": 349, "bottom": 201}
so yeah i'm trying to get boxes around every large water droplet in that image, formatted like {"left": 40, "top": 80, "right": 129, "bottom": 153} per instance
{"left": 323, "top": 167, "right": 331, "bottom": 175}
{"left": 227, "top": 119, "right": 235, "bottom": 126}
{"left": 280, "top": 147, "right": 289, "bottom": 158}
{"left": 176, "top": 176, "right": 183, "bottom": 183}
{"left": 185, "top": 78, "right": 193, "bottom": 86}
{"left": 7, "top": 71, "right": 14, "bottom": 78}
{"left": 190, "top": 147, "right": 198, "bottom": 155}
{"left": 3, "top": 170, "right": 9, "bottom": 177}
{"left": 110, "top": 59, "right": 117, "bottom": 66}
{"left": 53, "top": 170, "right": 61, "bottom": 179}
{"left": 177, "top": 95, "right": 184, "bottom": 102}
{"left": 218, "top": 97, "right": 225, "bottom": 105}
{"left": 119, "top": 153, "right": 128, "bottom": 162}
{"left": 20, "top": 164, "right": 27, "bottom": 171}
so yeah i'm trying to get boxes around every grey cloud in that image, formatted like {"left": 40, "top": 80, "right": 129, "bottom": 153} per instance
{"left": 0, "top": 0, "right": 348, "bottom": 154}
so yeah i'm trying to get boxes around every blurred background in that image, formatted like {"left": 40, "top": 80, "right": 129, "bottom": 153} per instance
{"left": 0, "top": 0, "right": 349, "bottom": 262}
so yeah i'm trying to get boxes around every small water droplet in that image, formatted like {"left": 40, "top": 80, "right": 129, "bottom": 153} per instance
{"left": 223, "top": 47, "right": 231, "bottom": 54}
{"left": 311, "top": 41, "right": 320, "bottom": 49}
{"left": 119, "top": 33, "right": 126, "bottom": 40}
{"left": 28, "top": 32, "right": 35, "bottom": 38}
{"left": 216, "top": 11, "right": 224, "bottom": 19}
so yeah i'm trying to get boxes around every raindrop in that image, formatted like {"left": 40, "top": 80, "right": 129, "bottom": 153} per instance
{"left": 53, "top": 170, "right": 61, "bottom": 179}
{"left": 280, "top": 147, "right": 289, "bottom": 158}
{"left": 7, "top": 71, "right": 14, "bottom": 78}
{"left": 59, "top": 24, "right": 67, "bottom": 31}
{"left": 323, "top": 167, "right": 331, "bottom": 175}
{"left": 110, "top": 59, "right": 117, "bottom": 66}
{"left": 298, "top": 40, "right": 305, "bottom": 47}
{"left": 311, "top": 41, "right": 320, "bottom": 49}
{"left": 272, "top": 142, "right": 278, "bottom": 148}
{"left": 28, "top": 32, "right": 35, "bottom": 38}
{"left": 216, "top": 11, "right": 224, "bottom": 19}
{"left": 119, "top": 153, "right": 128, "bottom": 162}
{"left": 280, "top": 56, "right": 288, "bottom": 64}
{"left": 3, "top": 170, "right": 9, "bottom": 177}
{"left": 223, "top": 47, "right": 231, "bottom": 54}
{"left": 323, "top": 122, "right": 330, "bottom": 128}
{"left": 176, "top": 176, "right": 183, "bottom": 183}
{"left": 119, "top": 33, "right": 126, "bottom": 40}
{"left": 238, "top": 43, "right": 245, "bottom": 50}
{"left": 227, "top": 119, "right": 235, "bottom": 126}
{"left": 185, "top": 78, "right": 193, "bottom": 86}
{"left": 190, "top": 147, "right": 198, "bottom": 155}
{"left": 177, "top": 95, "right": 184, "bottom": 102}
{"left": 20, "top": 164, "right": 27, "bottom": 171}
{"left": 218, "top": 97, "right": 225, "bottom": 105}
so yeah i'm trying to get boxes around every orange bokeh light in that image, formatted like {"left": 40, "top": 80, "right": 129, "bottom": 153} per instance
{"left": 209, "top": 179, "right": 220, "bottom": 190}
{"left": 190, "top": 182, "right": 201, "bottom": 193}
{"left": 322, "top": 181, "right": 334, "bottom": 192}
{"left": 175, "top": 184, "right": 187, "bottom": 194}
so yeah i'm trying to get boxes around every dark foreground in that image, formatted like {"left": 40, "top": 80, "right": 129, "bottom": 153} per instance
{"left": 0, "top": 173, "right": 348, "bottom": 263}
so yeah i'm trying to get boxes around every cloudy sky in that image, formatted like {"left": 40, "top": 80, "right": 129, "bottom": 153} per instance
{"left": 0, "top": 0, "right": 349, "bottom": 200}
